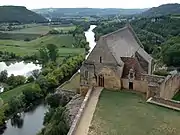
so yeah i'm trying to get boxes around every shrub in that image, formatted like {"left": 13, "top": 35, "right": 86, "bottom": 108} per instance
{"left": 46, "top": 93, "right": 70, "bottom": 108}
{"left": 27, "top": 76, "right": 35, "bottom": 83}
{"left": 24, "top": 38, "right": 30, "bottom": 41}
{"left": 153, "top": 70, "right": 170, "bottom": 76}
{"left": 22, "top": 83, "right": 43, "bottom": 105}
{"left": 48, "top": 29, "right": 59, "bottom": 34}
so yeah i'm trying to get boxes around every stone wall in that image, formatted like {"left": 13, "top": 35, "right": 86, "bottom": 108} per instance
{"left": 141, "top": 74, "right": 165, "bottom": 84}
{"left": 80, "top": 62, "right": 122, "bottom": 90}
{"left": 121, "top": 79, "right": 148, "bottom": 93}
{"left": 160, "top": 74, "right": 180, "bottom": 99}
{"left": 133, "top": 80, "right": 148, "bottom": 93}
{"left": 67, "top": 87, "right": 94, "bottom": 135}
{"left": 147, "top": 96, "right": 180, "bottom": 111}
{"left": 99, "top": 67, "right": 121, "bottom": 89}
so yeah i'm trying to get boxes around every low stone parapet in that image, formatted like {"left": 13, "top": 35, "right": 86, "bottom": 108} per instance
{"left": 67, "top": 87, "right": 94, "bottom": 135}
{"left": 147, "top": 96, "right": 180, "bottom": 111}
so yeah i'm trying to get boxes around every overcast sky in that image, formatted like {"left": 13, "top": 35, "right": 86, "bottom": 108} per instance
{"left": 0, "top": 0, "right": 180, "bottom": 9}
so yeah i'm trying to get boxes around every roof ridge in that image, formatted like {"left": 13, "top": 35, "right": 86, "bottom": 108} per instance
{"left": 101, "top": 26, "right": 128, "bottom": 38}
{"left": 127, "top": 24, "right": 144, "bottom": 49}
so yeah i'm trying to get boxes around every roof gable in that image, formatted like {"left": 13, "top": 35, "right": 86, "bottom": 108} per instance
{"left": 86, "top": 37, "right": 119, "bottom": 65}
{"left": 101, "top": 25, "right": 153, "bottom": 64}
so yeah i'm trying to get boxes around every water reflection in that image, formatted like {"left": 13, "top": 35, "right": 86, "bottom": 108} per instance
{"left": 0, "top": 61, "right": 41, "bottom": 77}
{"left": 2, "top": 104, "right": 48, "bottom": 135}
{"left": 10, "top": 115, "right": 24, "bottom": 129}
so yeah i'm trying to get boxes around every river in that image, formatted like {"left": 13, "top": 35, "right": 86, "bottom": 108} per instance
{"left": 1, "top": 25, "right": 97, "bottom": 135}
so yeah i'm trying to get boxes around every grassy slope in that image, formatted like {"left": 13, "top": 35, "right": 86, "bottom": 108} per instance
{"left": 0, "top": 83, "right": 33, "bottom": 103}
{"left": 61, "top": 73, "right": 80, "bottom": 91}
{"left": 89, "top": 90, "right": 180, "bottom": 135}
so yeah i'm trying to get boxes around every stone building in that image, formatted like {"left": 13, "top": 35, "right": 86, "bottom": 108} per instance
{"left": 80, "top": 24, "right": 180, "bottom": 100}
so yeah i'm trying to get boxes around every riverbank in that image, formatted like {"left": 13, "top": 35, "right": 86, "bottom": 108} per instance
{"left": 0, "top": 24, "right": 96, "bottom": 135}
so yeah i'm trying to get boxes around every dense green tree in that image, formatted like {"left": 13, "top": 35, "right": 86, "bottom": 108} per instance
{"left": 46, "top": 44, "right": 59, "bottom": 62}
{"left": 40, "top": 107, "right": 69, "bottom": 135}
{"left": 27, "top": 76, "right": 35, "bottom": 83}
{"left": 43, "top": 108, "right": 55, "bottom": 125}
{"left": 32, "top": 69, "right": 40, "bottom": 79}
{"left": 8, "top": 94, "right": 25, "bottom": 114}
{"left": 39, "top": 46, "right": 49, "bottom": 64}
{"left": 0, "top": 70, "right": 8, "bottom": 83}
{"left": 22, "top": 83, "right": 43, "bottom": 105}
{"left": 46, "top": 93, "right": 70, "bottom": 108}
{"left": 7, "top": 74, "right": 26, "bottom": 87}
{"left": 36, "top": 75, "right": 49, "bottom": 93}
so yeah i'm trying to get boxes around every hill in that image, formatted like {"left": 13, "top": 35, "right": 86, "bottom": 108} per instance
{"left": 33, "top": 8, "right": 148, "bottom": 18}
{"left": 142, "top": 3, "right": 180, "bottom": 17}
{"left": 0, "top": 6, "right": 47, "bottom": 23}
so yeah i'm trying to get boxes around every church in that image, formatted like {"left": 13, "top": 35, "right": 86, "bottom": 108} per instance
{"left": 80, "top": 24, "right": 180, "bottom": 100}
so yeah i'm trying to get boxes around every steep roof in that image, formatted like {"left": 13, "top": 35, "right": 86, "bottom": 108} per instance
{"left": 100, "top": 25, "right": 153, "bottom": 64}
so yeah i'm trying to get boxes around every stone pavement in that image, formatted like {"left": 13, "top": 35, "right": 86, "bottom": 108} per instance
{"left": 74, "top": 87, "right": 103, "bottom": 135}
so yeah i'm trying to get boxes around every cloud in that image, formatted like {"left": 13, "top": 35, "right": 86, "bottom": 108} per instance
{"left": 0, "top": 0, "right": 180, "bottom": 9}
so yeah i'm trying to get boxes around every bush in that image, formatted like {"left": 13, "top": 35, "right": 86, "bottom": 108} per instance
{"left": 48, "top": 29, "right": 59, "bottom": 34}
{"left": 46, "top": 93, "right": 70, "bottom": 108}
{"left": 153, "top": 70, "right": 170, "bottom": 76}
{"left": 7, "top": 75, "right": 26, "bottom": 88}
{"left": 27, "top": 76, "right": 35, "bottom": 83}
{"left": 24, "top": 38, "right": 30, "bottom": 41}
{"left": 22, "top": 83, "right": 43, "bottom": 105}
{"left": 40, "top": 107, "right": 69, "bottom": 135}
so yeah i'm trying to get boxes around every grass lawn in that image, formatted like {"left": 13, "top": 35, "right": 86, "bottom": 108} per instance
{"left": 89, "top": 90, "right": 180, "bottom": 135}
{"left": 61, "top": 73, "right": 80, "bottom": 91}
{"left": 0, "top": 83, "right": 33, "bottom": 103}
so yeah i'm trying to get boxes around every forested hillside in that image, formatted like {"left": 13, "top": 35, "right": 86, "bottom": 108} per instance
{"left": 0, "top": 6, "right": 47, "bottom": 23}
{"left": 94, "top": 16, "right": 180, "bottom": 67}
{"left": 33, "top": 8, "right": 148, "bottom": 18}
{"left": 142, "top": 3, "right": 180, "bottom": 17}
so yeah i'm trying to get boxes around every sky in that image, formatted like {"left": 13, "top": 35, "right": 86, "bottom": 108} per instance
{"left": 0, "top": 0, "right": 180, "bottom": 9}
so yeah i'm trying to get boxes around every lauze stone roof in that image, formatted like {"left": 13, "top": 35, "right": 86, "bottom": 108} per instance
{"left": 100, "top": 24, "right": 153, "bottom": 65}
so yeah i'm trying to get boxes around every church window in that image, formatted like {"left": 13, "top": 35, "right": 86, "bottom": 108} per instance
{"left": 84, "top": 70, "right": 88, "bottom": 79}
{"left": 100, "top": 56, "right": 102, "bottom": 63}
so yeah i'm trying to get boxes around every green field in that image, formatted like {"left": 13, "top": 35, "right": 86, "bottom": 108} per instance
{"left": 0, "top": 83, "right": 33, "bottom": 103}
{"left": 89, "top": 90, "right": 180, "bottom": 135}
{"left": 61, "top": 73, "right": 80, "bottom": 91}
{"left": 0, "top": 34, "right": 85, "bottom": 56}
{"left": 2, "top": 25, "right": 76, "bottom": 35}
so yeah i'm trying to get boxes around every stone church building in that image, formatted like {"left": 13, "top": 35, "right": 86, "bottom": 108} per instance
{"left": 80, "top": 25, "right": 180, "bottom": 100}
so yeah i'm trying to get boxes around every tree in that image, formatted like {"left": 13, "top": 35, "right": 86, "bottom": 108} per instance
{"left": 46, "top": 93, "right": 69, "bottom": 108}
{"left": 0, "top": 70, "right": 8, "bottom": 83}
{"left": 22, "top": 83, "right": 43, "bottom": 105}
{"left": 8, "top": 95, "right": 25, "bottom": 114}
{"left": 27, "top": 76, "right": 35, "bottom": 83}
{"left": 46, "top": 44, "right": 58, "bottom": 62}
{"left": 7, "top": 75, "right": 26, "bottom": 87}
{"left": 6, "top": 74, "right": 25, "bottom": 87}
{"left": 39, "top": 46, "right": 49, "bottom": 64}
{"left": 32, "top": 69, "right": 40, "bottom": 79}
{"left": 40, "top": 107, "right": 69, "bottom": 135}
{"left": 36, "top": 75, "right": 49, "bottom": 93}
{"left": 48, "top": 29, "right": 59, "bottom": 34}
